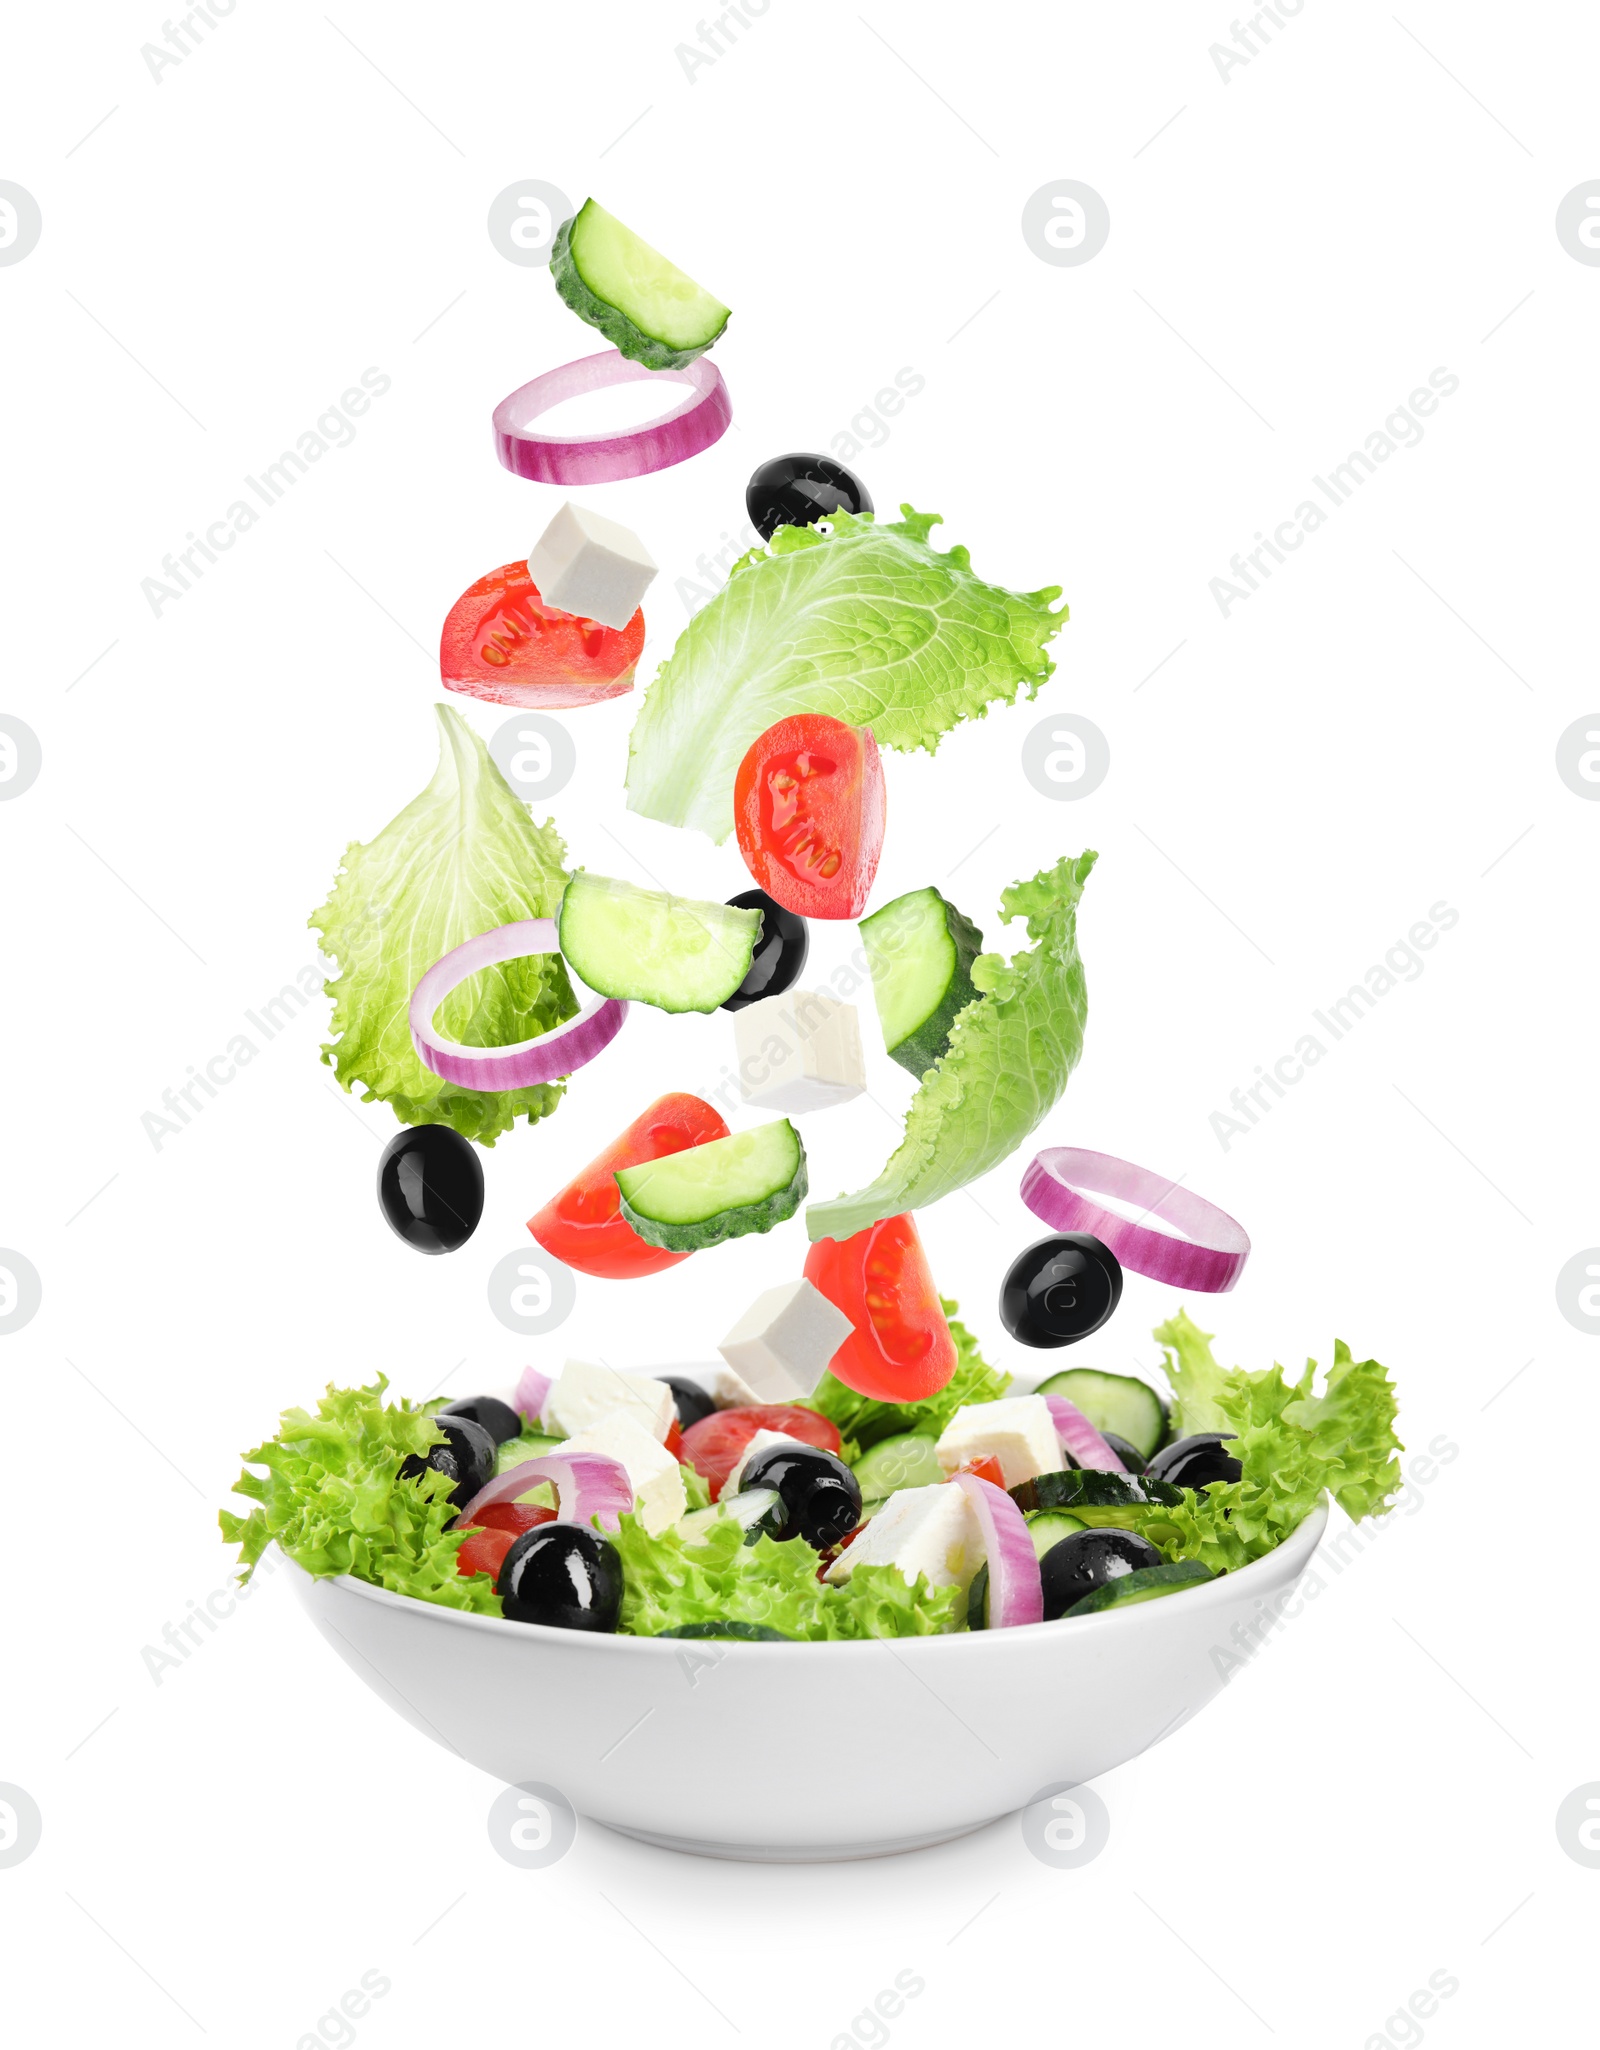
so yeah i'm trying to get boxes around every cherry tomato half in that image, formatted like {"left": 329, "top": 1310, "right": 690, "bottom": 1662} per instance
{"left": 457, "top": 1501, "right": 555, "bottom": 1579}
{"left": 440, "top": 560, "right": 644, "bottom": 709}
{"left": 679, "top": 1404, "right": 843, "bottom": 1501}
{"left": 733, "top": 713, "right": 885, "bottom": 920}
{"left": 804, "top": 1213, "right": 957, "bottom": 1403}
{"left": 527, "top": 1094, "right": 730, "bottom": 1279}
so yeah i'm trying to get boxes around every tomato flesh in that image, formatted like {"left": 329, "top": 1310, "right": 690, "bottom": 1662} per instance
{"left": 528, "top": 1094, "right": 730, "bottom": 1278}
{"left": 440, "top": 560, "right": 644, "bottom": 709}
{"left": 456, "top": 1502, "right": 555, "bottom": 1580}
{"left": 957, "top": 1455, "right": 1005, "bottom": 1490}
{"left": 680, "top": 1403, "right": 843, "bottom": 1500}
{"left": 733, "top": 714, "right": 885, "bottom": 919}
{"left": 804, "top": 1213, "right": 957, "bottom": 1403}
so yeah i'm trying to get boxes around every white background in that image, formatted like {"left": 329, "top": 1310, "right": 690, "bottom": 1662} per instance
{"left": 3, "top": 2, "right": 1597, "bottom": 2043}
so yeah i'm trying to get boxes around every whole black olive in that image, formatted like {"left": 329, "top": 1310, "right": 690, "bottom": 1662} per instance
{"left": 657, "top": 1375, "right": 716, "bottom": 1430}
{"left": 397, "top": 1415, "right": 497, "bottom": 1508}
{"left": 1101, "top": 1432, "right": 1147, "bottom": 1475}
{"left": 745, "top": 453, "right": 873, "bottom": 542}
{"left": 497, "top": 1523, "right": 622, "bottom": 1631}
{"left": 1039, "top": 1527, "right": 1164, "bottom": 1622}
{"left": 721, "top": 889, "right": 809, "bottom": 1012}
{"left": 740, "top": 1443, "right": 862, "bottom": 1550}
{"left": 1145, "top": 1433, "right": 1242, "bottom": 1492}
{"left": 439, "top": 1394, "right": 523, "bottom": 1444}
{"left": 999, "top": 1234, "right": 1123, "bottom": 1348}
{"left": 377, "top": 1124, "right": 484, "bottom": 1254}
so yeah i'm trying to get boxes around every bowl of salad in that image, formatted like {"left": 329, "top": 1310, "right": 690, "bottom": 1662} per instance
{"left": 226, "top": 1311, "right": 1398, "bottom": 1861}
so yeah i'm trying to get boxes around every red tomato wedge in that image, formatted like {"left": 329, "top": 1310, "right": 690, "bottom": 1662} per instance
{"left": 733, "top": 713, "right": 885, "bottom": 919}
{"left": 804, "top": 1213, "right": 958, "bottom": 1403}
{"left": 680, "top": 1404, "right": 843, "bottom": 1501}
{"left": 440, "top": 559, "right": 644, "bottom": 709}
{"left": 957, "top": 1455, "right": 1005, "bottom": 1490}
{"left": 527, "top": 1094, "right": 730, "bottom": 1279}
{"left": 456, "top": 1502, "right": 555, "bottom": 1579}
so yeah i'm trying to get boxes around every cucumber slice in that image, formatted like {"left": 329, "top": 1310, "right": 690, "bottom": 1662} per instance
{"left": 495, "top": 1432, "right": 566, "bottom": 1476}
{"left": 677, "top": 1486, "right": 783, "bottom": 1548}
{"left": 1034, "top": 1368, "right": 1168, "bottom": 1461}
{"left": 1023, "top": 1509, "right": 1086, "bottom": 1560}
{"left": 851, "top": 1431, "right": 944, "bottom": 1505}
{"left": 1061, "top": 1560, "right": 1214, "bottom": 1619}
{"left": 616, "top": 1119, "right": 806, "bottom": 1251}
{"left": 558, "top": 870, "right": 762, "bottom": 1014}
{"left": 860, "top": 886, "right": 984, "bottom": 1077}
{"left": 551, "top": 199, "right": 730, "bottom": 371}
{"left": 653, "top": 1622, "right": 794, "bottom": 1641}
{"left": 1008, "top": 1468, "right": 1183, "bottom": 1515}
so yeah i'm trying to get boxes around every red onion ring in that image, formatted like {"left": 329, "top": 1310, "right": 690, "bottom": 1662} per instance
{"left": 954, "top": 1473, "right": 1042, "bottom": 1629}
{"left": 514, "top": 1365, "right": 551, "bottom": 1427}
{"left": 409, "top": 917, "right": 626, "bottom": 1092}
{"left": 455, "top": 1451, "right": 633, "bottom": 1535}
{"left": 1021, "top": 1147, "right": 1250, "bottom": 1295}
{"left": 1042, "top": 1394, "right": 1125, "bottom": 1474}
{"left": 492, "top": 348, "right": 732, "bottom": 486}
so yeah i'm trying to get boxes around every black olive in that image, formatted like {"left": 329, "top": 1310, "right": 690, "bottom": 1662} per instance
{"left": 1145, "top": 1433, "right": 1242, "bottom": 1491}
{"left": 1101, "top": 1432, "right": 1147, "bottom": 1475}
{"left": 438, "top": 1394, "right": 523, "bottom": 1444}
{"left": 377, "top": 1124, "right": 484, "bottom": 1254}
{"left": 497, "top": 1523, "right": 622, "bottom": 1631}
{"left": 1039, "top": 1527, "right": 1164, "bottom": 1622}
{"left": 721, "top": 889, "right": 809, "bottom": 1012}
{"left": 397, "top": 1415, "right": 497, "bottom": 1508}
{"left": 656, "top": 1375, "right": 716, "bottom": 1430}
{"left": 999, "top": 1233, "right": 1122, "bottom": 1348}
{"left": 745, "top": 453, "right": 873, "bottom": 542}
{"left": 740, "top": 1443, "right": 862, "bottom": 1551}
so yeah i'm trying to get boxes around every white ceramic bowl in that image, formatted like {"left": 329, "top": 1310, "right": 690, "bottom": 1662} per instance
{"left": 285, "top": 1408, "right": 1329, "bottom": 1861}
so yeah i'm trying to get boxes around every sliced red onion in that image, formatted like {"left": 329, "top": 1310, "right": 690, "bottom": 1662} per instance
{"left": 1042, "top": 1394, "right": 1126, "bottom": 1473}
{"left": 954, "top": 1473, "right": 1042, "bottom": 1629}
{"left": 514, "top": 1365, "right": 551, "bottom": 1428}
{"left": 410, "top": 917, "right": 626, "bottom": 1091}
{"left": 1021, "top": 1148, "right": 1250, "bottom": 1295}
{"left": 493, "top": 348, "right": 732, "bottom": 486}
{"left": 455, "top": 1451, "right": 633, "bottom": 1535}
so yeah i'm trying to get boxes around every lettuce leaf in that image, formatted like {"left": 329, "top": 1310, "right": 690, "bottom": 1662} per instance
{"left": 806, "top": 1297, "right": 1010, "bottom": 1461}
{"left": 1155, "top": 1308, "right": 1237, "bottom": 1438}
{"left": 219, "top": 1377, "right": 499, "bottom": 1614}
{"left": 626, "top": 507, "right": 1066, "bottom": 842}
{"left": 609, "top": 1513, "right": 963, "bottom": 1639}
{"left": 311, "top": 704, "right": 577, "bottom": 1145}
{"left": 807, "top": 853, "right": 1094, "bottom": 1242}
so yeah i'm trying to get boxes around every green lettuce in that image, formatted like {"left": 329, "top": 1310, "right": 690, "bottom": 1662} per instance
{"left": 626, "top": 507, "right": 1066, "bottom": 842}
{"left": 311, "top": 704, "right": 577, "bottom": 1144}
{"left": 219, "top": 1378, "right": 498, "bottom": 1614}
{"left": 609, "top": 1513, "right": 963, "bottom": 1639}
{"left": 806, "top": 1298, "right": 1010, "bottom": 1461}
{"left": 808, "top": 853, "right": 1094, "bottom": 1242}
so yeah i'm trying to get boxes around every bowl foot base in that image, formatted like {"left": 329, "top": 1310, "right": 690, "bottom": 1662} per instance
{"left": 595, "top": 1813, "right": 998, "bottom": 1863}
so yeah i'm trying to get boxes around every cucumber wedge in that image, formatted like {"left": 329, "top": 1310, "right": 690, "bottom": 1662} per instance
{"left": 616, "top": 1119, "right": 806, "bottom": 1251}
{"left": 860, "top": 886, "right": 984, "bottom": 1076}
{"left": 551, "top": 199, "right": 730, "bottom": 370}
{"left": 1034, "top": 1368, "right": 1168, "bottom": 1461}
{"left": 558, "top": 870, "right": 762, "bottom": 1014}
{"left": 852, "top": 1431, "right": 944, "bottom": 1506}
{"left": 1023, "top": 1508, "right": 1086, "bottom": 1560}
{"left": 1061, "top": 1560, "right": 1213, "bottom": 1619}
{"left": 1008, "top": 1468, "right": 1183, "bottom": 1515}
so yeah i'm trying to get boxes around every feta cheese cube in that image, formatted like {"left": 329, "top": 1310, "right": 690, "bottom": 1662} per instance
{"left": 732, "top": 991, "right": 866, "bottom": 1115}
{"left": 702, "top": 1362, "right": 760, "bottom": 1409}
{"left": 724, "top": 1428, "right": 811, "bottom": 1498}
{"left": 935, "top": 1396, "right": 1062, "bottom": 1491}
{"left": 559, "top": 1411, "right": 686, "bottom": 1536}
{"left": 717, "top": 1278, "right": 853, "bottom": 1403}
{"left": 526, "top": 500, "right": 658, "bottom": 631}
{"left": 823, "top": 1482, "right": 978, "bottom": 1586}
{"left": 544, "top": 1359, "right": 674, "bottom": 1442}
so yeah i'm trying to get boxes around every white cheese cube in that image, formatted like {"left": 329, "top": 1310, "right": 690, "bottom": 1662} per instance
{"left": 559, "top": 1412, "right": 686, "bottom": 1536}
{"left": 544, "top": 1359, "right": 674, "bottom": 1443}
{"left": 702, "top": 1363, "right": 760, "bottom": 1409}
{"left": 724, "top": 1428, "right": 811, "bottom": 1498}
{"left": 935, "top": 1396, "right": 1061, "bottom": 1491}
{"left": 732, "top": 991, "right": 866, "bottom": 1115}
{"left": 718, "top": 1278, "right": 853, "bottom": 1403}
{"left": 526, "top": 500, "right": 658, "bottom": 630}
{"left": 823, "top": 1483, "right": 979, "bottom": 1587}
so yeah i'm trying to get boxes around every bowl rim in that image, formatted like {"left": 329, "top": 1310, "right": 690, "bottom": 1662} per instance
{"left": 284, "top": 1497, "right": 1329, "bottom": 1656}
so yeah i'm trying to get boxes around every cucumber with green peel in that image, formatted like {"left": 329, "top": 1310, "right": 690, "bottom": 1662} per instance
{"left": 677, "top": 1486, "right": 784, "bottom": 1548}
{"left": 1034, "top": 1367, "right": 1168, "bottom": 1461}
{"left": 859, "top": 886, "right": 984, "bottom": 1076}
{"left": 1008, "top": 1467, "right": 1183, "bottom": 1515}
{"left": 551, "top": 199, "right": 730, "bottom": 370}
{"left": 616, "top": 1119, "right": 806, "bottom": 1251}
{"left": 1023, "top": 1508, "right": 1086, "bottom": 1560}
{"left": 494, "top": 1432, "right": 566, "bottom": 1477}
{"left": 851, "top": 1431, "right": 944, "bottom": 1506}
{"left": 558, "top": 870, "right": 762, "bottom": 1013}
{"left": 654, "top": 1621, "right": 795, "bottom": 1641}
{"left": 1061, "top": 1560, "right": 1214, "bottom": 1618}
